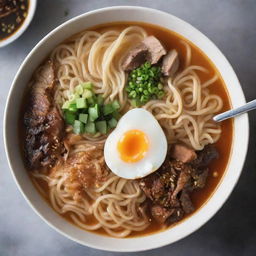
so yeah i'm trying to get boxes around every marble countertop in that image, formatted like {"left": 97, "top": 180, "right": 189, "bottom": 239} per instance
{"left": 1, "top": 1, "right": 256, "bottom": 255}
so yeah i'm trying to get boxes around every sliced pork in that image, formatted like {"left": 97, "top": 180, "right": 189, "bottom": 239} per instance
{"left": 122, "top": 36, "right": 167, "bottom": 71}
{"left": 161, "top": 49, "right": 179, "bottom": 76}
{"left": 142, "top": 36, "right": 167, "bottom": 64}
{"left": 122, "top": 44, "right": 148, "bottom": 71}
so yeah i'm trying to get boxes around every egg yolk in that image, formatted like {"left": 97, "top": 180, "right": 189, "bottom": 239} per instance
{"left": 117, "top": 129, "right": 149, "bottom": 163}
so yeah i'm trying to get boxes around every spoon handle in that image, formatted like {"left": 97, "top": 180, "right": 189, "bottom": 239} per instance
{"left": 213, "top": 99, "right": 256, "bottom": 122}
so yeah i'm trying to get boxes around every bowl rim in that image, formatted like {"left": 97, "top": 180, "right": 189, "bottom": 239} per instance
{"left": 3, "top": 6, "right": 249, "bottom": 252}
{"left": 0, "top": 0, "right": 37, "bottom": 48}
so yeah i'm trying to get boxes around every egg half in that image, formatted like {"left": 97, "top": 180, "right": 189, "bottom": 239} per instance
{"left": 104, "top": 108, "right": 168, "bottom": 179}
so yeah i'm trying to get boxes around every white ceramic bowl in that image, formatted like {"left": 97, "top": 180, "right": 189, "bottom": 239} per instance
{"left": 3, "top": 6, "right": 249, "bottom": 252}
{"left": 0, "top": 0, "right": 37, "bottom": 47}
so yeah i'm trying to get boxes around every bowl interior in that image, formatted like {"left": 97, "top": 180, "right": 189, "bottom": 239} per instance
{"left": 4, "top": 6, "right": 249, "bottom": 252}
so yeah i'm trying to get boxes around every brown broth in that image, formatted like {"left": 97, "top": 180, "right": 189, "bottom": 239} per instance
{"left": 0, "top": 0, "right": 29, "bottom": 41}
{"left": 27, "top": 22, "right": 233, "bottom": 238}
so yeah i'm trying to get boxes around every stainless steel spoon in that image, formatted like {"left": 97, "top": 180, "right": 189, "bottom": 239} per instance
{"left": 213, "top": 99, "right": 256, "bottom": 122}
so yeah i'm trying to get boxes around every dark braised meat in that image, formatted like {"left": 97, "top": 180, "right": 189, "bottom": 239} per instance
{"left": 139, "top": 143, "right": 218, "bottom": 225}
{"left": 24, "top": 60, "right": 65, "bottom": 170}
{"left": 191, "top": 168, "right": 209, "bottom": 189}
{"left": 192, "top": 145, "right": 219, "bottom": 169}
{"left": 151, "top": 205, "right": 174, "bottom": 224}
{"left": 140, "top": 159, "right": 192, "bottom": 224}
{"left": 180, "top": 190, "right": 194, "bottom": 214}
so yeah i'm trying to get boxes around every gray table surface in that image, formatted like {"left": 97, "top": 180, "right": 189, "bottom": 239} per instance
{"left": 1, "top": 0, "right": 256, "bottom": 255}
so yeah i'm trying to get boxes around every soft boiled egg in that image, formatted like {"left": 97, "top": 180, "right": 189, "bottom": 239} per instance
{"left": 104, "top": 108, "right": 167, "bottom": 179}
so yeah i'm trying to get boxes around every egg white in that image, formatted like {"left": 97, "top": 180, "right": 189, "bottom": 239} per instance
{"left": 104, "top": 108, "right": 168, "bottom": 179}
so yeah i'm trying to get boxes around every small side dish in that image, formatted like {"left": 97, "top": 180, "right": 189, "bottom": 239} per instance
{"left": 0, "top": 0, "right": 36, "bottom": 47}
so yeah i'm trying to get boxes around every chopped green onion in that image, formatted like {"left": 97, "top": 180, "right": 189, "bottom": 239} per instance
{"left": 75, "top": 84, "right": 84, "bottom": 95}
{"left": 82, "top": 82, "right": 93, "bottom": 90}
{"left": 152, "top": 87, "right": 158, "bottom": 94}
{"left": 69, "top": 93, "right": 79, "bottom": 102}
{"left": 131, "top": 98, "right": 141, "bottom": 107}
{"left": 144, "top": 62, "right": 150, "bottom": 68}
{"left": 68, "top": 103, "right": 77, "bottom": 112}
{"left": 76, "top": 98, "right": 87, "bottom": 109}
{"left": 82, "top": 89, "right": 93, "bottom": 99}
{"left": 62, "top": 81, "right": 121, "bottom": 136}
{"left": 126, "top": 62, "right": 164, "bottom": 106}
{"left": 112, "top": 100, "right": 120, "bottom": 110}
{"left": 158, "top": 91, "right": 165, "bottom": 98}
{"left": 85, "top": 122, "right": 96, "bottom": 134}
{"left": 62, "top": 101, "right": 71, "bottom": 109}
{"left": 158, "top": 83, "right": 164, "bottom": 90}
{"left": 112, "top": 110, "right": 121, "bottom": 120}
{"left": 103, "top": 104, "right": 115, "bottom": 115}
{"left": 64, "top": 111, "right": 76, "bottom": 125}
{"left": 108, "top": 118, "right": 118, "bottom": 128}
{"left": 73, "top": 120, "right": 84, "bottom": 134}
{"left": 96, "top": 95, "right": 104, "bottom": 105}
{"left": 87, "top": 95, "right": 96, "bottom": 105}
{"left": 79, "top": 113, "right": 88, "bottom": 124}
{"left": 96, "top": 120, "right": 107, "bottom": 134}
{"left": 88, "top": 104, "right": 99, "bottom": 121}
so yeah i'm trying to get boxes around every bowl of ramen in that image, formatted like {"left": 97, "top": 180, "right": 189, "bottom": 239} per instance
{"left": 0, "top": 0, "right": 37, "bottom": 47}
{"left": 4, "top": 6, "right": 249, "bottom": 252}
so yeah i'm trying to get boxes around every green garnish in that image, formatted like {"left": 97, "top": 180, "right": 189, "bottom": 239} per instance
{"left": 76, "top": 98, "right": 87, "bottom": 109}
{"left": 87, "top": 95, "right": 96, "bottom": 105}
{"left": 62, "top": 82, "right": 121, "bottom": 135}
{"left": 64, "top": 111, "right": 76, "bottom": 125}
{"left": 85, "top": 122, "right": 96, "bottom": 134}
{"left": 68, "top": 103, "right": 77, "bottom": 112}
{"left": 62, "top": 101, "right": 71, "bottom": 110}
{"left": 103, "top": 103, "right": 115, "bottom": 115}
{"left": 126, "top": 62, "right": 164, "bottom": 106}
{"left": 75, "top": 84, "right": 83, "bottom": 95}
{"left": 82, "top": 82, "right": 93, "bottom": 90}
{"left": 82, "top": 89, "right": 93, "bottom": 99}
{"left": 112, "top": 110, "right": 121, "bottom": 120}
{"left": 112, "top": 100, "right": 120, "bottom": 110}
{"left": 96, "top": 95, "right": 104, "bottom": 105}
{"left": 108, "top": 118, "right": 118, "bottom": 128}
{"left": 96, "top": 120, "right": 107, "bottom": 134}
{"left": 79, "top": 113, "right": 88, "bottom": 124}
{"left": 130, "top": 98, "right": 140, "bottom": 108}
{"left": 88, "top": 104, "right": 99, "bottom": 121}
{"left": 73, "top": 120, "right": 84, "bottom": 134}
